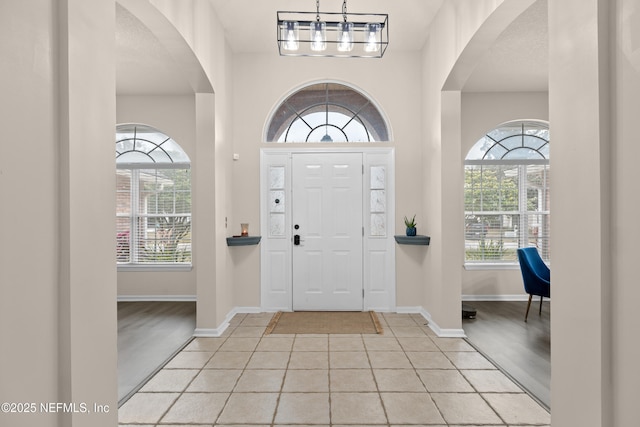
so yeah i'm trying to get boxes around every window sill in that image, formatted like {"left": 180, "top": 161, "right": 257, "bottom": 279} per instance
{"left": 464, "top": 263, "right": 520, "bottom": 271}
{"left": 117, "top": 264, "right": 193, "bottom": 272}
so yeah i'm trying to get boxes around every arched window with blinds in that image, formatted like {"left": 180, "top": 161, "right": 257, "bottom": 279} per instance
{"left": 116, "top": 124, "right": 191, "bottom": 267}
{"left": 464, "top": 120, "right": 550, "bottom": 264}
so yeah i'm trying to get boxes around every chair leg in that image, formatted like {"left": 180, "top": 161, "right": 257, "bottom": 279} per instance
{"left": 539, "top": 295, "right": 544, "bottom": 315}
{"left": 525, "top": 294, "right": 532, "bottom": 322}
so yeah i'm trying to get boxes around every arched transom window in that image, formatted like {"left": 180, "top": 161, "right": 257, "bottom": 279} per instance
{"left": 116, "top": 124, "right": 191, "bottom": 267}
{"left": 266, "top": 82, "right": 389, "bottom": 142}
{"left": 116, "top": 124, "right": 190, "bottom": 164}
{"left": 464, "top": 121, "right": 550, "bottom": 264}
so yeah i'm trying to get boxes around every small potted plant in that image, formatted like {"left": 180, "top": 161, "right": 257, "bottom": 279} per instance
{"left": 404, "top": 215, "right": 417, "bottom": 236}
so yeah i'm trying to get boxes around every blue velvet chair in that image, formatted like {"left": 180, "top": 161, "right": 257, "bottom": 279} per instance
{"left": 517, "top": 247, "right": 550, "bottom": 322}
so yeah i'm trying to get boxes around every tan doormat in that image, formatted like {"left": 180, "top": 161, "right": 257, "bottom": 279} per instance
{"left": 265, "top": 311, "right": 383, "bottom": 335}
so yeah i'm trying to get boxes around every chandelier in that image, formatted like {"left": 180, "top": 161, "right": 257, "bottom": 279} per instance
{"left": 277, "top": 0, "right": 388, "bottom": 58}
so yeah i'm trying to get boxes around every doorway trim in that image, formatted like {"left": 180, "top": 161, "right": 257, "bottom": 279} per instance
{"left": 260, "top": 147, "right": 396, "bottom": 312}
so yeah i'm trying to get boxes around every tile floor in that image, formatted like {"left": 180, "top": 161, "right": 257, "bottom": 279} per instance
{"left": 118, "top": 312, "right": 550, "bottom": 426}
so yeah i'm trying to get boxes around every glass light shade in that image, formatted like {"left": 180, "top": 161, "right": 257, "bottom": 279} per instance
{"left": 310, "top": 21, "right": 327, "bottom": 51}
{"left": 364, "top": 23, "right": 381, "bottom": 52}
{"left": 337, "top": 22, "right": 354, "bottom": 52}
{"left": 281, "top": 21, "right": 299, "bottom": 51}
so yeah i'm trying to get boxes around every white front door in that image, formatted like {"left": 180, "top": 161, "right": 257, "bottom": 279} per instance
{"left": 292, "top": 153, "right": 363, "bottom": 310}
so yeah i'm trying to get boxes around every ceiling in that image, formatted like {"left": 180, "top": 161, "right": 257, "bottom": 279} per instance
{"left": 463, "top": 0, "right": 548, "bottom": 92}
{"left": 116, "top": 3, "right": 194, "bottom": 95}
{"left": 208, "top": 0, "right": 445, "bottom": 53}
{"left": 116, "top": 0, "right": 548, "bottom": 95}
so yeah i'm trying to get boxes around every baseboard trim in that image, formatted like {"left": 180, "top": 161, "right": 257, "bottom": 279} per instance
{"left": 462, "top": 294, "right": 530, "bottom": 302}
{"left": 193, "top": 327, "right": 227, "bottom": 337}
{"left": 197, "top": 305, "right": 470, "bottom": 338}
{"left": 233, "top": 306, "right": 263, "bottom": 314}
{"left": 395, "top": 306, "right": 423, "bottom": 314}
{"left": 396, "top": 306, "right": 466, "bottom": 338}
{"left": 117, "top": 295, "right": 197, "bottom": 302}
{"left": 194, "top": 307, "right": 264, "bottom": 337}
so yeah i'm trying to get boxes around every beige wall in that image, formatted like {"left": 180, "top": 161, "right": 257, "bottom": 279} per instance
{"left": 1, "top": 1, "right": 118, "bottom": 426}
{"left": 114, "top": 7, "right": 551, "bottom": 312}
{"left": 611, "top": 0, "right": 640, "bottom": 422}
{"left": 230, "top": 51, "right": 424, "bottom": 309}
{"left": 421, "top": 0, "right": 523, "bottom": 332}
{"left": 549, "top": 0, "right": 640, "bottom": 425}
{"left": 150, "top": 0, "right": 235, "bottom": 328}
{"left": 0, "top": 3, "right": 62, "bottom": 426}
{"left": 58, "top": 1, "right": 118, "bottom": 421}
{"left": 461, "top": 92, "right": 549, "bottom": 152}
{"left": 549, "top": 0, "right": 611, "bottom": 424}
{"left": 4, "top": 1, "right": 639, "bottom": 425}
{"left": 116, "top": 95, "right": 197, "bottom": 297}
{"left": 461, "top": 91, "right": 548, "bottom": 297}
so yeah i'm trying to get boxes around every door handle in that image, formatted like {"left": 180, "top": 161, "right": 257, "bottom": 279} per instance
{"left": 294, "top": 234, "right": 301, "bottom": 245}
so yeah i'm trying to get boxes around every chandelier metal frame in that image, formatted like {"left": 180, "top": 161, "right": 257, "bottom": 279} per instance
{"left": 276, "top": 0, "right": 388, "bottom": 58}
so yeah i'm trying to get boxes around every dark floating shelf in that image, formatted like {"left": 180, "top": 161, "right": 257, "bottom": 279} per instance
{"left": 394, "top": 235, "right": 431, "bottom": 246}
{"left": 226, "top": 236, "right": 262, "bottom": 246}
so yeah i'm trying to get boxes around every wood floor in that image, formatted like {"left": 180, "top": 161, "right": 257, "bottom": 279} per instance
{"left": 463, "top": 300, "right": 551, "bottom": 409}
{"left": 117, "top": 301, "right": 196, "bottom": 405}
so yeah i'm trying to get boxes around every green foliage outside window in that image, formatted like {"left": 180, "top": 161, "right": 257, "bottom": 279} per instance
{"left": 465, "top": 166, "right": 518, "bottom": 216}
{"left": 465, "top": 239, "right": 517, "bottom": 261}
{"left": 140, "top": 169, "right": 192, "bottom": 263}
{"left": 464, "top": 164, "right": 548, "bottom": 262}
